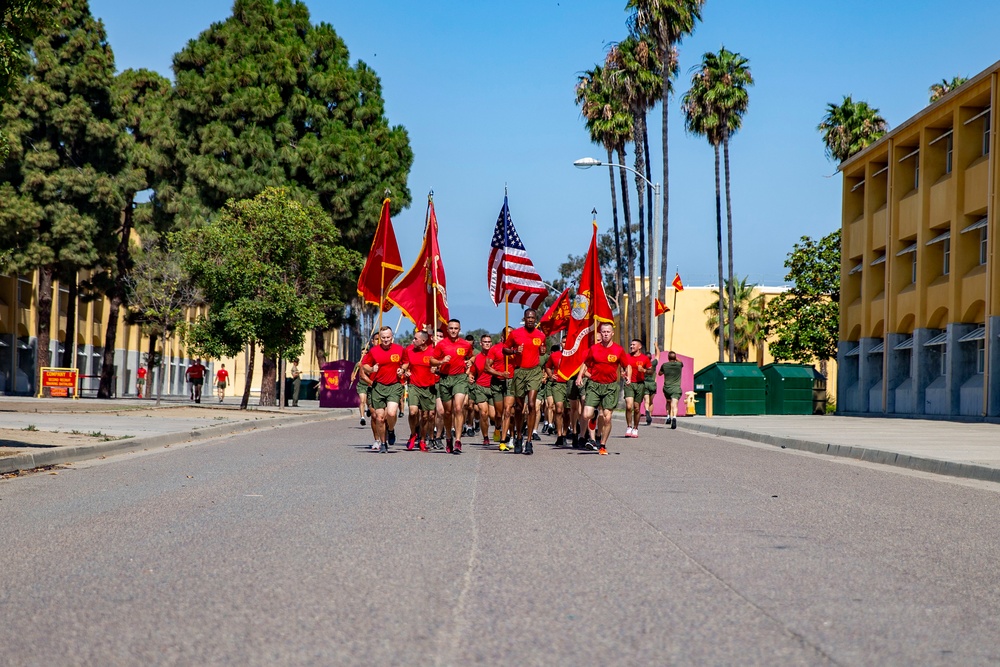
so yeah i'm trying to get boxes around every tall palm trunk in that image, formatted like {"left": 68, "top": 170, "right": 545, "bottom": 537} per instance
{"left": 659, "top": 58, "right": 670, "bottom": 351}
{"left": 261, "top": 353, "right": 276, "bottom": 406}
{"left": 713, "top": 143, "right": 725, "bottom": 362}
{"left": 643, "top": 122, "right": 657, "bottom": 350}
{"left": 723, "top": 128, "right": 736, "bottom": 362}
{"left": 314, "top": 329, "right": 327, "bottom": 366}
{"left": 633, "top": 114, "right": 648, "bottom": 344}
{"left": 616, "top": 147, "right": 638, "bottom": 341}
{"left": 606, "top": 147, "right": 625, "bottom": 323}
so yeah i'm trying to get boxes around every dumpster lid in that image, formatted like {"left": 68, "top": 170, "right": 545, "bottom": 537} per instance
{"left": 761, "top": 363, "right": 816, "bottom": 379}
{"left": 694, "top": 362, "right": 765, "bottom": 379}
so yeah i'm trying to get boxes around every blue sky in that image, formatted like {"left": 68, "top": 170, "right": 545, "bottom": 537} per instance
{"left": 91, "top": 0, "right": 1000, "bottom": 333}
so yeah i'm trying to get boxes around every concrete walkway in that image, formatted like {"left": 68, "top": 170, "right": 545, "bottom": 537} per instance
{"left": 1, "top": 396, "right": 998, "bottom": 483}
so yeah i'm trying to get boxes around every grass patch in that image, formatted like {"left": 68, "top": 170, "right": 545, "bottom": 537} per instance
{"left": 22, "top": 424, "right": 37, "bottom": 432}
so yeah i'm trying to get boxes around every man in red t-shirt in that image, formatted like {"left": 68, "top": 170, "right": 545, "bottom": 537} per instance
{"left": 215, "top": 364, "right": 230, "bottom": 403}
{"left": 185, "top": 358, "right": 206, "bottom": 403}
{"left": 361, "top": 326, "right": 405, "bottom": 453}
{"left": 467, "top": 333, "right": 496, "bottom": 447}
{"left": 577, "top": 322, "right": 627, "bottom": 455}
{"left": 430, "top": 319, "right": 473, "bottom": 454}
{"left": 403, "top": 330, "right": 437, "bottom": 452}
{"left": 136, "top": 365, "right": 147, "bottom": 399}
{"left": 485, "top": 325, "right": 514, "bottom": 450}
{"left": 502, "top": 308, "right": 547, "bottom": 455}
{"left": 623, "top": 339, "right": 651, "bottom": 438}
{"left": 543, "top": 338, "right": 569, "bottom": 447}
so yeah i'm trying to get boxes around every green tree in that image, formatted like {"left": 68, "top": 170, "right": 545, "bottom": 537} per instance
{"left": 703, "top": 277, "right": 766, "bottom": 363}
{"left": 167, "top": 0, "right": 411, "bottom": 370}
{"left": 691, "top": 47, "right": 753, "bottom": 362}
{"left": 929, "top": 76, "right": 968, "bottom": 103}
{"left": 0, "top": 0, "right": 127, "bottom": 391}
{"left": 627, "top": 0, "right": 705, "bottom": 347}
{"left": 125, "top": 244, "right": 201, "bottom": 406}
{"left": 180, "top": 187, "right": 362, "bottom": 409}
{"left": 0, "top": 0, "right": 53, "bottom": 158}
{"left": 766, "top": 231, "right": 841, "bottom": 363}
{"left": 93, "top": 68, "right": 175, "bottom": 398}
{"left": 681, "top": 64, "right": 725, "bottom": 362}
{"left": 818, "top": 95, "right": 888, "bottom": 163}
{"left": 606, "top": 34, "right": 664, "bottom": 344}
{"left": 575, "top": 65, "right": 631, "bottom": 330}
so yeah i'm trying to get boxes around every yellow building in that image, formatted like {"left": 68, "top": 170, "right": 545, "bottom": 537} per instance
{"left": 632, "top": 284, "right": 836, "bottom": 404}
{"left": 838, "top": 60, "right": 999, "bottom": 417}
{"left": 0, "top": 271, "right": 345, "bottom": 400}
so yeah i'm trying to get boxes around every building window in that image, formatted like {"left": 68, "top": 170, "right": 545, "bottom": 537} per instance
{"left": 977, "top": 340, "right": 986, "bottom": 374}
{"left": 946, "top": 135, "right": 953, "bottom": 174}
{"left": 984, "top": 113, "right": 991, "bottom": 156}
{"left": 942, "top": 239, "right": 950, "bottom": 275}
{"left": 914, "top": 163, "right": 919, "bottom": 190}
{"left": 911, "top": 252, "right": 917, "bottom": 284}
{"left": 941, "top": 346, "right": 948, "bottom": 376}
{"left": 17, "top": 277, "right": 32, "bottom": 306}
{"left": 981, "top": 228, "right": 989, "bottom": 265}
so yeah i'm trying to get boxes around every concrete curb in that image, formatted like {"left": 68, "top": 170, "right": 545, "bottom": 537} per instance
{"left": 0, "top": 411, "right": 347, "bottom": 475}
{"left": 679, "top": 420, "right": 1000, "bottom": 484}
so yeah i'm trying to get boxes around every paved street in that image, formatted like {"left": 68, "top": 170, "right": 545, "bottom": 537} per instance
{"left": 2, "top": 417, "right": 1000, "bottom": 665}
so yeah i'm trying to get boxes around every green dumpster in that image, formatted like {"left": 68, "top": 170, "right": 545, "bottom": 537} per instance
{"left": 762, "top": 363, "right": 816, "bottom": 415}
{"left": 692, "top": 363, "right": 766, "bottom": 415}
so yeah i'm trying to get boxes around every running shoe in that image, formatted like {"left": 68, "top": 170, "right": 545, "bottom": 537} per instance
{"left": 531, "top": 431, "right": 540, "bottom": 441}
{"left": 493, "top": 431, "right": 503, "bottom": 443}
{"left": 370, "top": 442, "right": 380, "bottom": 451}
{"left": 446, "top": 439, "right": 453, "bottom": 454}
{"left": 671, "top": 417, "right": 677, "bottom": 430}
{"left": 583, "top": 439, "right": 597, "bottom": 451}
{"left": 360, "top": 418, "right": 366, "bottom": 426}
{"left": 555, "top": 435, "right": 565, "bottom": 448}
{"left": 625, "top": 427, "right": 633, "bottom": 437}
{"left": 387, "top": 429, "right": 396, "bottom": 446}
{"left": 498, "top": 441, "right": 509, "bottom": 451}
{"left": 453, "top": 441, "right": 462, "bottom": 454}
{"left": 483, "top": 436, "right": 491, "bottom": 447}
{"left": 380, "top": 441, "right": 389, "bottom": 453}
{"left": 598, "top": 446, "right": 608, "bottom": 455}
{"left": 645, "top": 414, "right": 652, "bottom": 426}
{"left": 513, "top": 439, "right": 523, "bottom": 455}
{"left": 524, "top": 441, "right": 533, "bottom": 455}
{"left": 406, "top": 434, "right": 418, "bottom": 451}
{"left": 419, "top": 439, "right": 428, "bottom": 452}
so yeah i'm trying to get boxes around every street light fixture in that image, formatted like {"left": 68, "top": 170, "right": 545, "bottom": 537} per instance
{"left": 573, "top": 157, "right": 662, "bottom": 350}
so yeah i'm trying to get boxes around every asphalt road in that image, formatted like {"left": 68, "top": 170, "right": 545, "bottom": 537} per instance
{"left": 2, "top": 420, "right": 999, "bottom": 666}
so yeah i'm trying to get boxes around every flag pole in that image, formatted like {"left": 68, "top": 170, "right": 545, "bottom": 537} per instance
{"left": 378, "top": 189, "right": 391, "bottom": 329}
{"left": 591, "top": 209, "right": 599, "bottom": 346}
{"left": 426, "top": 190, "right": 435, "bottom": 335}
{"left": 669, "top": 266, "right": 679, "bottom": 351}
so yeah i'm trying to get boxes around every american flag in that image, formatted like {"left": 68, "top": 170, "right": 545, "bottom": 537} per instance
{"left": 487, "top": 196, "right": 548, "bottom": 309}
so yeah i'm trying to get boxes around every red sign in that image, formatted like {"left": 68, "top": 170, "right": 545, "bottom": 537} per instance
{"left": 323, "top": 370, "right": 340, "bottom": 390}
{"left": 41, "top": 369, "right": 77, "bottom": 388}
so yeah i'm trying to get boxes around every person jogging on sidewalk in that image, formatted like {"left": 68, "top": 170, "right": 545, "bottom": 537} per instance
{"left": 360, "top": 326, "right": 405, "bottom": 453}
{"left": 623, "top": 339, "right": 650, "bottom": 438}
{"left": 468, "top": 333, "right": 497, "bottom": 448}
{"left": 485, "top": 326, "right": 514, "bottom": 450}
{"left": 431, "top": 319, "right": 473, "bottom": 454}
{"left": 576, "top": 322, "right": 627, "bottom": 455}
{"left": 658, "top": 351, "right": 683, "bottom": 429}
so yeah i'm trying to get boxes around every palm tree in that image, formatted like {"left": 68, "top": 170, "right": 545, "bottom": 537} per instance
{"left": 575, "top": 65, "right": 636, "bottom": 340}
{"left": 818, "top": 95, "right": 888, "bottom": 164}
{"left": 627, "top": 0, "right": 705, "bottom": 351}
{"left": 681, "top": 69, "right": 725, "bottom": 362}
{"left": 703, "top": 277, "right": 766, "bottom": 362}
{"left": 699, "top": 48, "right": 752, "bottom": 363}
{"left": 606, "top": 34, "right": 662, "bottom": 344}
{"left": 929, "top": 76, "right": 968, "bottom": 103}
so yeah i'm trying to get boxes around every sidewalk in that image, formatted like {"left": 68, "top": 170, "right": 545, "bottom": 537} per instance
{"left": 0, "top": 396, "right": 350, "bottom": 474}
{"left": 679, "top": 414, "right": 1000, "bottom": 484}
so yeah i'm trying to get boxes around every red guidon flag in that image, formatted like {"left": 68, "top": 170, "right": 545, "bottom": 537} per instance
{"left": 557, "top": 221, "right": 614, "bottom": 380}
{"left": 357, "top": 198, "right": 403, "bottom": 309}
{"left": 672, "top": 272, "right": 684, "bottom": 291}
{"left": 654, "top": 298, "right": 670, "bottom": 316}
{"left": 387, "top": 198, "right": 449, "bottom": 330}
{"left": 539, "top": 287, "right": 572, "bottom": 334}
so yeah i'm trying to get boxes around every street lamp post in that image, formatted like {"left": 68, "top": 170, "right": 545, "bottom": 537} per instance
{"left": 574, "top": 157, "right": 661, "bottom": 350}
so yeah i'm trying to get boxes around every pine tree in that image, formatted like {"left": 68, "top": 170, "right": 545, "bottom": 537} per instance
{"left": 0, "top": 0, "right": 127, "bottom": 392}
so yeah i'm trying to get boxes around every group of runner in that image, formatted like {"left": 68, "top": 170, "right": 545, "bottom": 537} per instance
{"left": 354, "top": 309, "right": 684, "bottom": 455}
